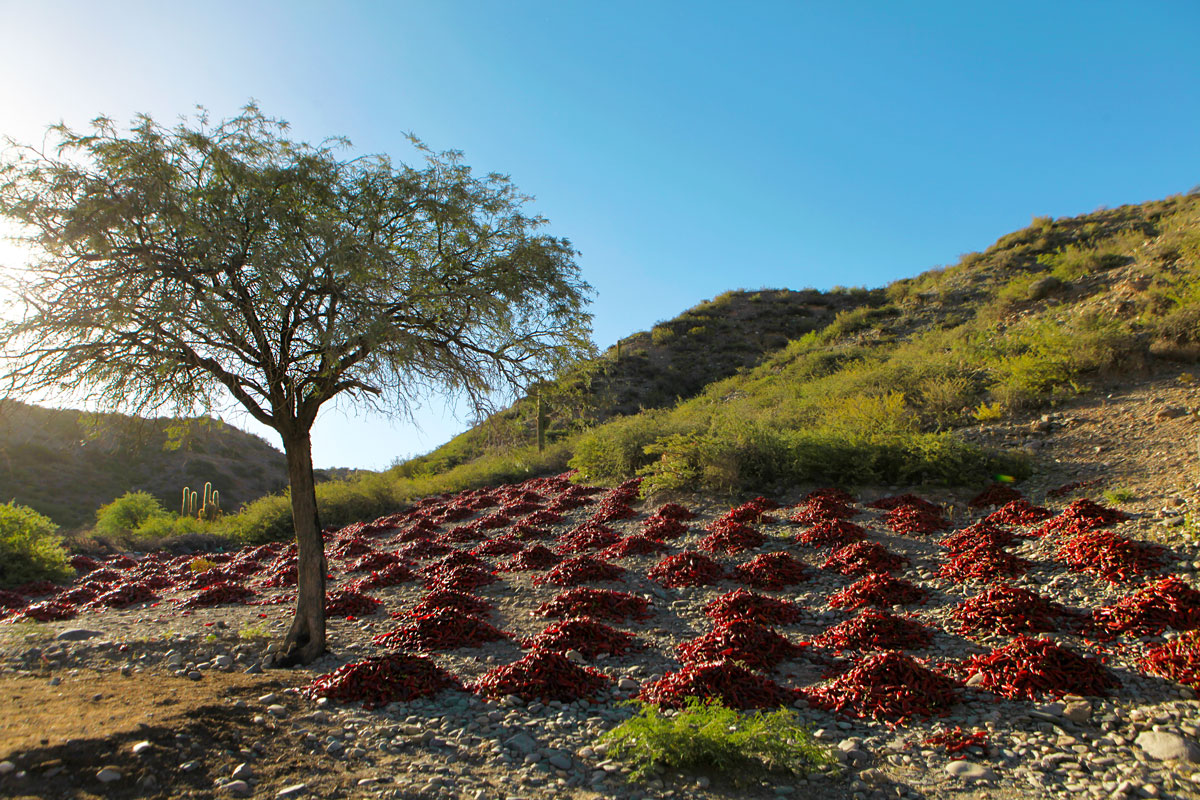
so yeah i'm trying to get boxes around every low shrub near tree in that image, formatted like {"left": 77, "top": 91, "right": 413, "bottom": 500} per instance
{"left": 0, "top": 501, "right": 71, "bottom": 588}
{"left": 94, "top": 490, "right": 170, "bottom": 541}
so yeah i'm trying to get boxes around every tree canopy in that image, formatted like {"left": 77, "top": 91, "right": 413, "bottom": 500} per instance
{"left": 0, "top": 105, "right": 594, "bottom": 662}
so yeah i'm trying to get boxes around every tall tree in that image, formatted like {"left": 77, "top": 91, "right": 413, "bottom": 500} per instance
{"left": 0, "top": 106, "right": 593, "bottom": 664}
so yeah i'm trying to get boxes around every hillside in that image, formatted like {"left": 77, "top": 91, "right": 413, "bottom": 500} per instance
{"left": 0, "top": 401, "right": 291, "bottom": 529}
{"left": 373, "top": 190, "right": 1200, "bottom": 510}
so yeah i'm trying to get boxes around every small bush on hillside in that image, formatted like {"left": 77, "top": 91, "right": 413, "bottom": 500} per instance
{"left": 94, "top": 490, "right": 169, "bottom": 540}
{"left": 1037, "top": 246, "right": 1126, "bottom": 281}
{"left": 601, "top": 698, "right": 834, "bottom": 781}
{"left": 0, "top": 502, "right": 71, "bottom": 588}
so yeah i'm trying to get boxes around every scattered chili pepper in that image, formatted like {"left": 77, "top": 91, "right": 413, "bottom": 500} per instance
{"left": 922, "top": 726, "right": 989, "bottom": 754}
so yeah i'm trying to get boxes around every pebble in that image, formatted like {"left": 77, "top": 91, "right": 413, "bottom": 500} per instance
{"left": 231, "top": 762, "right": 254, "bottom": 780}
{"left": 222, "top": 780, "right": 252, "bottom": 796}
{"left": 1134, "top": 731, "right": 1200, "bottom": 762}
{"left": 944, "top": 761, "right": 995, "bottom": 781}
{"left": 55, "top": 629, "right": 102, "bottom": 641}
{"left": 96, "top": 767, "right": 122, "bottom": 783}
{"left": 131, "top": 740, "right": 153, "bottom": 756}
{"left": 276, "top": 784, "right": 308, "bottom": 798}
{"left": 0, "top": 762, "right": 14, "bottom": 775}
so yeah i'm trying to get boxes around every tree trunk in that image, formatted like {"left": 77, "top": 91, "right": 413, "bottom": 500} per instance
{"left": 271, "top": 426, "right": 326, "bottom": 666}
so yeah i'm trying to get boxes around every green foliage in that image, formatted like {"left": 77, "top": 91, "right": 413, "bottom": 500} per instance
{"left": 601, "top": 699, "right": 835, "bottom": 782}
{"left": 569, "top": 411, "right": 694, "bottom": 483}
{"left": 1037, "top": 245, "right": 1126, "bottom": 281}
{"left": 0, "top": 502, "right": 71, "bottom": 588}
{"left": 94, "top": 490, "right": 169, "bottom": 539}
{"left": 1103, "top": 487, "right": 1137, "bottom": 504}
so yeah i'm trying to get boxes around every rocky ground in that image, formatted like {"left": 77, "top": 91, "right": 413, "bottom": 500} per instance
{"left": 4, "top": 371, "right": 1200, "bottom": 800}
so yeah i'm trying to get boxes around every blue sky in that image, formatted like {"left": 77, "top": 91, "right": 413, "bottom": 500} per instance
{"left": 2, "top": 1, "right": 1198, "bottom": 468}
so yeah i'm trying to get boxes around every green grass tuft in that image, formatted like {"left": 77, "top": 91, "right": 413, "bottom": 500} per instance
{"left": 600, "top": 698, "right": 835, "bottom": 782}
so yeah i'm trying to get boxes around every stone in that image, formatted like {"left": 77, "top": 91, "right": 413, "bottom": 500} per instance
{"left": 944, "top": 761, "right": 995, "bottom": 781}
{"left": 276, "top": 784, "right": 308, "bottom": 798}
{"left": 1063, "top": 701, "right": 1092, "bottom": 724}
{"left": 0, "top": 762, "right": 14, "bottom": 775}
{"left": 548, "top": 753, "right": 571, "bottom": 770}
{"left": 55, "top": 628, "right": 102, "bottom": 641}
{"left": 222, "top": 780, "right": 252, "bottom": 796}
{"left": 96, "top": 767, "right": 122, "bottom": 783}
{"left": 1134, "top": 731, "right": 1200, "bottom": 762}
{"left": 214, "top": 655, "right": 233, "bottom": 669}
{"left": 131, "top": 740, "right": 153, "bottom": 756}
{"left": 506, "top": 732, "right": 537, "bottom": 754}
{"left": 231, "top": 762, "right": 254, "bottom": 780}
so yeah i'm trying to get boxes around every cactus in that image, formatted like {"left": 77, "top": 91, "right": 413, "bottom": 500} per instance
{"left": 181, "top": 483, "right": 223, "bottom": 520}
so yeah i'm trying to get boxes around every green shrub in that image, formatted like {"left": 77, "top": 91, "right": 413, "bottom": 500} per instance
{"left": 570, "top": 411, "right": 693, "bottom": 482}
{"left": 601, "top": 698, "right": 834, "bottom": 782}
{"left": 0, "top": 502, "right": 71, "bottom": 588}
{"left": 1103, "top": 487, "right": 1137, "bottom": 504}
{"left": 1037, "top": 246, "right": 1126, "bottom": 281}
{"left": 94, "top": 490, "right": 170, "bottom": 539}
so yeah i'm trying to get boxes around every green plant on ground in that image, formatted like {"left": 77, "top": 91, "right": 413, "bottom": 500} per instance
{"left": 238, "top": 624, "right": 271, "bottom": 640}
{"left": 0, "top": 501, "right": 71, "bottom": 589}
{"left": 1103, "top": 487, "right": 1137, "bottom": 504}
{"left": 601, "top": 698, "right": 835, "bottom": 782}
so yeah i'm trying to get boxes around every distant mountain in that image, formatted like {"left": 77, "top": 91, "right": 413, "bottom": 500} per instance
{"left": 0, "top": 401, "right": 292, "bottom": 529}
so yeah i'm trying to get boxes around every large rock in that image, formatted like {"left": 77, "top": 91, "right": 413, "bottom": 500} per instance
{"left": 56, "top": 629, "right": 102, "bottom": 641}
{"left": 1134, "top": 731, "right": 1200, "bottom": 762}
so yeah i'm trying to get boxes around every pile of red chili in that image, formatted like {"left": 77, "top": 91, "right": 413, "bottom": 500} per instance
{"left": 733, "top": 552, "right": 810, "bottom": 589}
{"left": 811, "top": 609, "right": 932, "bottom": 652}
{"left": 523, "top": 617, "right": 641, "bottom": 657}
{"left": 704, "top": 588, "right": 801, "bottom": 625}
{"left": 794, "top": 519, "right": 866, "bottom": 548}
{"left": 950, "top": 585, "right": 1068, "bottom": 635}
{"left": 471, "top": 650, "right": 610, "bottom": 702}
{"left": 536, "top": 588, "right": 651, "bottom": 621}
{"left": 803, "top": 650, "right": 959, "bottom": 724}
{"left": 647, "top": 551, "right": 726, "bottom": 587}
{"left": 538, "top": 556, "right": 625, "bottom": 586}
{"left": 1032, "top": 498, "right": 1129, "bottom": 538}
{"left": 176, "top": 581, "right": 257, "bottom": 609}
{"left": 640, "top": 659, "right": 796, "bottom": 709}
{"left": 963, "top": 635, "right": 1115, "bottom": 700}
{"left": 823, "top": 542, "right": 908, "bottom": 576}
{"left": 676, "top": 618, "right": 802, "bottom": 670}
{"left": 301, "top": 653, "right": 462, "bottom": 709}
{"left": 828, "top": 573, "right": 928, "bottom": 610}
{"left": 922, "top": 727, "right": 989, "bottom": 755}
{"left": 697, "top": 520, "right": 765, "bottom": 555}
{"left": 600, "top": 535, "right": 669, "bottom": 559}
{"left": 1090, "top": 576, "right": 1200, "bottom": 636}
{"left": 986, "top": 499, "right": 1052, "bottom": 526}
{"left": 374, "top": 607, "right": 508, "bottom": 650}
{"left": 498, "top": 545, "right": 562, "bottom": 572}
{"left": 1055, "top": 530, "right": 1163, "bottom": 583}
{"left": 407, "top": 589, "right": 493, "bottom": 618}
{"left": 1139, "top": 631, "right": 1200, "bottom": 690}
